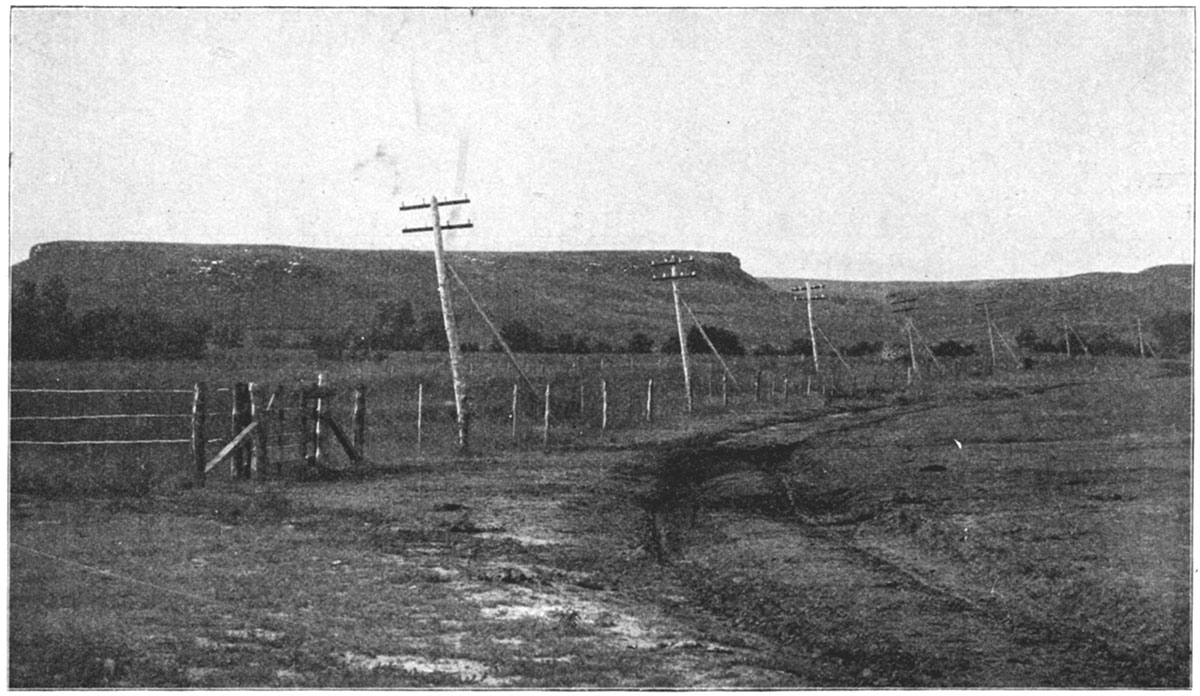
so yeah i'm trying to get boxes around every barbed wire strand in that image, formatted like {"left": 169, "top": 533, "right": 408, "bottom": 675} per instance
{"left": 12, "top": 414, "right": 192, "bottom": 422}
{"left": 11, "top": 439, "right": 193, "bottom": 446}
{"left": 11, "top": 388, "right": 193, "bottom": 395}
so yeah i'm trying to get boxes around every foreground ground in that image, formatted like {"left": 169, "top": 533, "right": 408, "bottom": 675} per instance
{"left": 9, "top": 361, "right": 1192, "bottom": 687}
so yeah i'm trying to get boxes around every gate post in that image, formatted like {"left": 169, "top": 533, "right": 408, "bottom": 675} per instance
{"left": 191, "top": 382, "right": 207, "bottom": 487}
{"left": 353, "top": 384, "right": 366, "bottom": 461}
{"left": 231, "top": 382, "right": 251, "bottom": 478}
{"left": 249, "top": 383, "right": 269, "bottom": 480}
{"left": 314, "top": 373, "right": 328, "bottom": 469}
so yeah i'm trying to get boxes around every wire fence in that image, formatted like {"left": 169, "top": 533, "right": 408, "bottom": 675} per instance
{"left": 11, "top": 349, "right": 1143, "bottom": 494}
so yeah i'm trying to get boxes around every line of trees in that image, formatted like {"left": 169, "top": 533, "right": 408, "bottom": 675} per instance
{"left": 12, "top": 278, "right": 209, "bottom": 360}
{"left": 660, "top": 325, "right": 747, "bottom": 356}
{"left": 14, "top": 281, "right": 1190, "bottom": 362}
{"left": 308, "top": 310, "right": 756, "bottom": 360}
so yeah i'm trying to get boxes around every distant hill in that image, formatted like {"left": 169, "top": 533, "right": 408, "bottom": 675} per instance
{"left": 11, "top": 241, "right": 1192, "bottom": 352}
{"left": 762, "top": 265, "right": 1192, "bottom": 348}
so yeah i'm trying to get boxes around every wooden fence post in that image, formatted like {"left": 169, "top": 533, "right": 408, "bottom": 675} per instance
{"left": 578, "top": 382, "right": 585, "bottom": 420}
{"left": 314, "top": 373, "right": 327, "bottom": 468}
{"left": 273, "top": 385, "right": 285, "bottom": 475}
{"left": 511, "top": 383, "right": 519, "bottom": 443}
{"left": 783, "top": 377, "right": 790, "bottom": 402}
{"left": 249, "top": 382, "right": 268, "bottom": 480}
{"left": 645, "top": 378, "right": 654, "bottom": 422}
{"left": 543, "top": 383, "right": 551, "bottom": 447}
{"left": 601, "top": 378, "right": 609, "bottom": 430}
{"left": 191, "top": 382, "right": 207, "bottom": 487}
{"left": 353, "top": 384, "right": 366, "bottom": 461}
{"left": 231, "top": 382, "right": 251, "bottom": 478}
{"left": 297, "top": 387, "right": 309, "bottom": 466}
{"left": 416, "top": 383, "right": 424, "bottom": 454}
{"left": 755, "top": 371, "right": 762, "bottom": 403}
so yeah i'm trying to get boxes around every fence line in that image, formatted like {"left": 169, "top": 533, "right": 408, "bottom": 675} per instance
{"left": 12, "top": 438, "right": 193, "bottom": 446}
{"left": 11, "top": 413, "right": 192, "bottom": 422}
{"left": 13, "top": 357, "right": 1031, "bottom": 485}
{"left": 11, "top": 388, "right": 193, "bottom": 394}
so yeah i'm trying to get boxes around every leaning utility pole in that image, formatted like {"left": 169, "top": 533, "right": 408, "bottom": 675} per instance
{"left": 1052, "top": 301, "right": 1091, "bottom": 359}
{"left": 790, "top": 282, "right": 827, "bottom": 373}
{"left": 888, "top": 292, "right": 920, "bottom": 376}
{"left": 976, "top": 299, "right": 998, "bottom": 372}
{"left": 651, "top": 255, "right": 698, "bottom": 413}
{"left": 400, "top": 196, "right": 474, "bottom": 450}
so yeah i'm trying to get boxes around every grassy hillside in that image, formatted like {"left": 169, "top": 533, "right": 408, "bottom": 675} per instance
{"left": 764, "top": 264, "right": 1193, "bottom": 349}
{"left": 11, "top": 242, "right": 781, "bottom": 349}
{"left": 10, "top": 241, "right": 1191, "bottom": 353}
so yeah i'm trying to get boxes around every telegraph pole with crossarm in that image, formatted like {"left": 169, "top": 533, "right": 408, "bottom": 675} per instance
{"left": 791, "top": 282, "right": 827, "bottom": 373}
{"left": 651, "top": 255, "right": 698, "bottom": 413}
{"left": 400, "top": 196, "right": 474, "bottom": 450}
{"left": 888, "top": 292, "right": 920, "bottom": 376}
{"left": 976, "top": 299, "right": 999, "bottom": 372}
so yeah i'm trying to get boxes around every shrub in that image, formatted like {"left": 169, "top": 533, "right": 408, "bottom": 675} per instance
{"left": 694, "top": 324, "right": 746, "bottom": 357}
{"left": 498, "top": 319, "right": 545, "bottom": 353}
{"left": 930, "top": 340, "right": 977, "bottom": 358}
{"left": 1087, "top": 333, "right": 1139, "bottom": 357}
{"left": 1150, "top": 310, "right": 1191, "bottom": 356}
{"left": 549, "top": 332, "right": 590, "bottom": 354}
{"left": 627, "top": 333, "right": 655, "bottom": 354}
{"left": 12, "top": 277, "right": 73, "bottom": 360}
{"left": 415, "top": 310, "right": 449, "bottom": 351}
{"left": 13, "top": 278, "right": 208, "bottom": 360}
{"left": 842, "top": 340, "right": 882, "bottom": 358}
{"left": 662, "top": 325, "right": 746, "bottom": 357}
{"left": 788, "top": 337, "right": 815, "bottom": 356}
{"left": 367, "top": 300, "right": 419, "bottom": 351}
{"left": 1016, "top": 327, "right": 1060, "bottom": 353}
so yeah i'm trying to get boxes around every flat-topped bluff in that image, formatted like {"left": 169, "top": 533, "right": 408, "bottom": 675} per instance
{"left": 12, "top": 241, "right": 1191, "bottom": 351}
{"left": 13, "top": 241, "right": 778, "bottom": 346}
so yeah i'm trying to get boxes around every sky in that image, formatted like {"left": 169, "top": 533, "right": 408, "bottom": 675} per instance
{"left": 8, "top": 7, "right": 1195, "bottom": 281}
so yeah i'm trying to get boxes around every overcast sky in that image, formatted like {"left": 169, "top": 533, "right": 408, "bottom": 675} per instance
{"left": 8, "top": 7, "right": 1194, "bottom": 281}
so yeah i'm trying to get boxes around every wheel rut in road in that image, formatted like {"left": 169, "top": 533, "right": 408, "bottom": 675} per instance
{"left": 621, "top": 399, "right": 1151, "bottom": 687}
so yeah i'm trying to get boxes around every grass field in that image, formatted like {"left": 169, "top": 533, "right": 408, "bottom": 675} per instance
{"left": 8, "top": 352, "right": 1192, "bottom": 687}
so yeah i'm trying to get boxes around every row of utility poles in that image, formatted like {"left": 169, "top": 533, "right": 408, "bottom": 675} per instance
{"left": 397, "top": 193, "right": 1153, "bottom": 452}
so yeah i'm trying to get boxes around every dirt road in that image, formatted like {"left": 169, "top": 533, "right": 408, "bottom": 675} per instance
{"left": 10, "top": 368, "right": 1190, "bottom": 687}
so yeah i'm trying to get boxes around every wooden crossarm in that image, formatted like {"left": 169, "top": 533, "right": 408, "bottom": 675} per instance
{"left": 204, "top": 421, "right": 258, "bottom": 473}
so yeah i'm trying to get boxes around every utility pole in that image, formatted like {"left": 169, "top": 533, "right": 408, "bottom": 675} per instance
{"left": 1052, "top": 301, "right": 1090, "bottom": 359}
{"left": 888, "top": 292, "right": 919, "bottom": 377}
{"left": 400, "top": 196, "right": 474, "bottom": 450}
{"left": 790, "top": 282, "right": 827, "bottom": 373}
{"left": 976, "top": 299, "right": 998, "bottom": 373}
{"left": 651, "top": 255, "right": 698, "bottom": 413}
